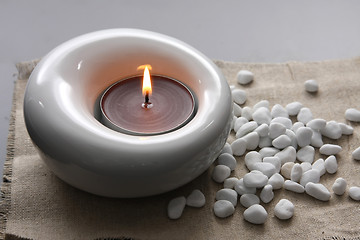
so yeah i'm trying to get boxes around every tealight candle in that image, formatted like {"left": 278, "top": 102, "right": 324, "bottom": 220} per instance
{"left": 100, "top": 65, "right": 196, "bottom": 135}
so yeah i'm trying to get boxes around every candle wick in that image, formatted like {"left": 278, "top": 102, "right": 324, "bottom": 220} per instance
{"left": 145, "top": 93, "right": 150, "bottom": 104}
{"left": 142, "top": 92, "right": 153, "bottom": 109}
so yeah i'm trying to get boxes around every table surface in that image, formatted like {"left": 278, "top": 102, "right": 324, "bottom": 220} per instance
{"left": 1, "top": 0, "right": 360, "bottom": 182}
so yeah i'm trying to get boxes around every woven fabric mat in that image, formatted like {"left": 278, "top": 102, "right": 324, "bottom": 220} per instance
{"left": 1, "top": 58, "right": 360, "bottom": 240}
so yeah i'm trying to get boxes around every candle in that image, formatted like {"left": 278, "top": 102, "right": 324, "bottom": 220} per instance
{"left": 100, "top": 65, "right": 196, "bottom": 135}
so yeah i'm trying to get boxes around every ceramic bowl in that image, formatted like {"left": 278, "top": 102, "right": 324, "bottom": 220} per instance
{"left": 24, "top": 29, "right": 232, "bottom": 198}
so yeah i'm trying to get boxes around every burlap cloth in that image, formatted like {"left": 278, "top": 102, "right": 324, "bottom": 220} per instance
{"left": 1, "top": 58, "right": 360, "bottom": 240}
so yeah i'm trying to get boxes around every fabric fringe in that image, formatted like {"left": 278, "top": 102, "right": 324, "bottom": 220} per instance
{"left": 4, "top": 233, "right": 33, "bottom": 240}
{"left": 320, "top": 237, "right": 360, "bottom": 240}
{"left": 94, "top": 238, "right": 135, "bottom": 240}
{"left": 4, "top": 235, "right": 135, "bottom": 240}
{"left": 0, "top": 77, "right": 17, "bottom": 239}
{"left": 0, "top": 60, "right": 39, "bottom": 240}
{"left": 15, "top": 59, "right": 40, "bottom": 80}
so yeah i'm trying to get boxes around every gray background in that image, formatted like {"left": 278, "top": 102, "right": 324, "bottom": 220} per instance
{"left": 1, "top": 0, "right": 360, "bottom": 180}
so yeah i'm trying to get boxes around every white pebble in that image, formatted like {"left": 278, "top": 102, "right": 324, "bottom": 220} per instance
{"left": 319, "top": 144, "right": 342, "bottom": 155}
{"left": 274, "top": 199, "right": 294, "bottom": 220}
{"left": 272, "top": 135, "right": 291, "bottom": 149}
{"left": 236, "top": 121, "right": 258, "bottom": 138}
{"left": 297, "top": 146, "right": 315, "bottom": 163}
{"left": 237, "top": 70, "right": 254, "bottom": 85}
{"left": 291, "top": 122, "right": 305, "bottom": 133}
{"left": 253, "top": 100, "right": 270, "bottom": 110}
{"left": 285, "top": 129, "right": 298, "bottom": 149}
{"left": 252, "top": 107, "right": 272, "bottom": 125}
{"left": 243, "top": 170, "right": 269, "bottom": 188}
{"left": 242, "top": 132, "right": 260, "bottom": 150}
{"left": 296, "top": 127, "right": 313, "bottom": 147}
{"left": 263, "top": 156, "right": 281, "bottom": 173}
{"left": 220, "top": 142, "right": 233, "bottom": 155}
{"left": 352, "top": 147, "right": 360, "bottom": 160}
{"left": 218, "top": 153, "right": 237, "bottom": 171}
{"left": 224, "top": 177, "right": 239, "bottom": 189}
{"left": 281, "top": 162, "right": 295, "bottom": 179}
{"left": 306, "top": 118, "right": 326, "bottom": 131}
{"left": 260, "top": 184, "right": 274, "bottom": 203}
{"left": 234, "top": 178, "right": 256, "bottom": 195}
{"left": 230, "top": 115, "right": 237, "bottom": 129}
{"left": 232, "top": 117, "right": 237, "bottom": 131}
{"left": 245, "top": 151, "right": 262, "bottom": 171}
{"left": 305, "top": 182, "right": 331, "bottom": 201}
{"left": 231, "top": 138, "right": 247, "bottom": 156}
{"left": 269, "top": 122, "right": 286, "bottom": 139}
{"left": 214, "top": 200, "right": 235, "bottom": 218}
{"left": 297, "top": 108, "right": 313, "bottom": 124}
{"left": 290, "top": 163, "right": 302, "bottom": 183}
{"left": 254, "top": 123, "right": 269, "bottom": 137}
{"left": 321, "top": 121, "right": 342, "bottom": 140}
{"left": 212, "top": 165, "right": 231, "bottom": 183}
{"left": 349, "top": 186, "right": 360, "bottom": 201}
{"left": 300, "top": 169, "right": 320, "bottom": 186}
{"left": 216, "top": 189, "right": 238, "bottom": 207}
{"left": 259, "top": 136, "right": 272, "bottom": 148}
{"left": 243, "top": 204, "right": 268, "bottom": 224}
{"left": 231, "top": 116, "right": 237, "bottom": 131}
{"left": 167, "top": 196, "right": 186, "bottom": 219}
{"left": 304, "top": 79, "right": 319, "bottom": 93}
{"left": 332, "top": 178, "right": 347, "bottom": 195}
{"left": 231, "top": 115, "right": 237, "bottom": 130}
{"left": 310, "top": 130, "right": 324, "bottom": 148}
{"left": 275, "top": 146, "right": 296, "bottom": 165}
{"left": 284, "top": 180, "right": 305, "bottom": 193}
{"left": 252, "top": 162, "right": 277, "bottom": 178}
{"left": 301, "top": 162, "right": 312, "bottom": 173}
{"left": 240, "top": 194, "right": 260, "bottom": 208}
{"left": 324, "top": 155, "right": 338, "bottom": 174}
{"left": 271, "top": 117, "right": 292, "bottom": 129}
{"left": 345, "top": 108, "right": 360, "bottom": 122}
{"left": 259, "top": 147, "right": 280, "bottom": 158}
{"left": 186, "top": 189, "right": 205, "bottom": 208}
{"left": 339, "top": 123, "right": 354, "bottom": 135}
{"left": 241, "top": 106, "right": 253, "bottom": 120}
{"left": 312, "top": 158, "right": 325, "bottom": 176}
{"left": 286, "top": 101, "right": 303, "bottom": 116}
{"left": 232, "top": 89, "right": 247, "bottom": 105}
{"left": 271, "top": 104, "right": 289, "bottom": 118}
{"left": 234, "top": 117, "right": 249, "bottom": 132}
{"left": 268, "top": 173, "right": 284, "bottom": 190}
{"left": 233, "top": 103, "right": 242, "bottom": 117}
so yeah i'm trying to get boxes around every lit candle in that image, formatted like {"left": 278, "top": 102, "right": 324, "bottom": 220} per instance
{"left": 141, "top": 65, "right": 153, "bottom": 109}
{"left": 100, "top": 65, "right": 196, "bottom": 135}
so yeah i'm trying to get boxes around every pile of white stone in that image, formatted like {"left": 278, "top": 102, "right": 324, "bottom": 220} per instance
{"left": 168, "top": 70, "right": 360, "bottom": 223}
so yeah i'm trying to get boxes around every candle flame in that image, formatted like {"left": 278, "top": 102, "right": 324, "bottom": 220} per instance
{"left": 142, "top": 65, "right": 152, "bottom": 96}
{"left": 137, "top": 64, "right": 152, "bottom": 71}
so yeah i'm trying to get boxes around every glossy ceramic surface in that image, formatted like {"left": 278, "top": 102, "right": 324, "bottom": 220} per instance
{"left": 24, "top": 29, "right": 232, "bottom": 198}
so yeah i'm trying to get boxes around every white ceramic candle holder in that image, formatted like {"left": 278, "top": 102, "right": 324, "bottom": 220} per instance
{"left": 24, "top": 29, "right": 233, "bottom": 198}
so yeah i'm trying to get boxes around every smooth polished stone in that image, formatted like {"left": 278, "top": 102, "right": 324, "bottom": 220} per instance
{"left": 274, "top": 199, "right": 294, "bottom": 220}
{"left": 214, "top": 200, "right": 235, "bottom": 218}
{"left": 168, "top": 196, "right": 186, "bottom": 219}
{"left": 186, "top": 189, "right": 206, "bottom": 208}
{"left": 243, "top": 204, "right": 268, "bottom": 224}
